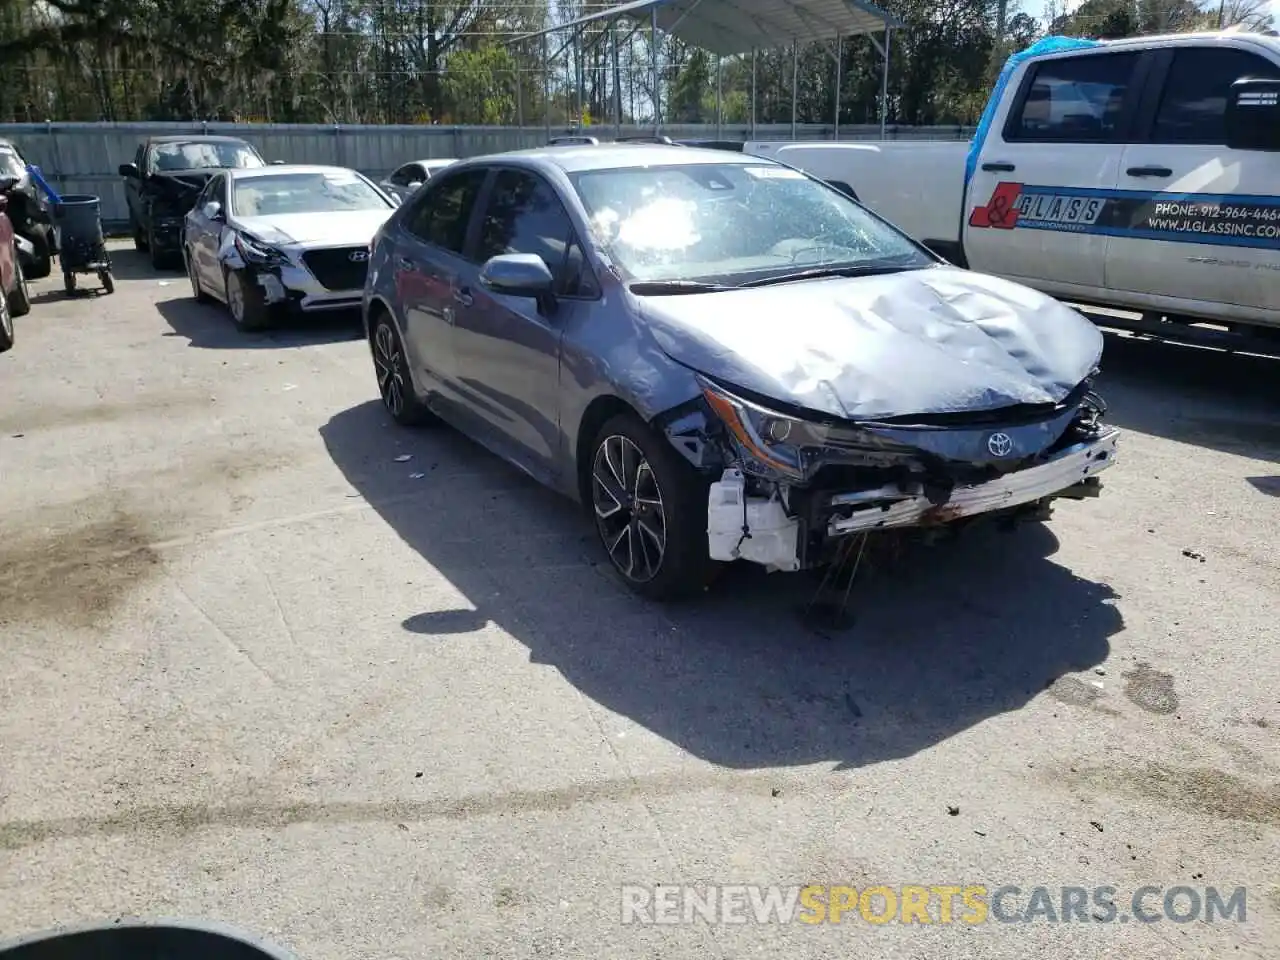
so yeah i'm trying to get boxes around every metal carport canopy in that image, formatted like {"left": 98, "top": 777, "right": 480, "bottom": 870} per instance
{"left": 517, "top": 0, "right": 903, "bottom": 57}
{"left": 512, "top": 0, "right": 903, "bottom": 138}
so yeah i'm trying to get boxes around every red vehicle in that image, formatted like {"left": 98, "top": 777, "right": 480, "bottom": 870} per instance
{"left": 0, "top": 175, "right": 32, "bottom": 353}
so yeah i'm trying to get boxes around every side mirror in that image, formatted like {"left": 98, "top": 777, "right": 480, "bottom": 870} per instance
{"left": 203, "top": 201, "right": 223, "bottom": 221}
{"left": 479, "top": 253, "right": 555, "bottom": 302}
{"left": 0, "top": 175, "right": 17, "bottom": 195}
{"left": 1226, "top": 77, "right": 1280, "bottom": 152}
{"left": 118, "top": 162, "right": 139, "bottom": 178}
{"left": 270, "top": 160, "right": 287, "bottom": 165}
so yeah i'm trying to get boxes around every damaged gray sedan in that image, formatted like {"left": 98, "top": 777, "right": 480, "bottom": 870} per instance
{"left": 183, "top": 164, "right": 397, "bottom": 331}
{"left": 363, "top": 145, "right": 1119, "bottom": 600}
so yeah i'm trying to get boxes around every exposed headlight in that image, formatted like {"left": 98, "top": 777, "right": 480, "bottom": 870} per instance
{"left": 235, "top": 232, "right": 286, "bottom": 265}
{"left": 696, "top": 374, "right": 831, "bottom": 479}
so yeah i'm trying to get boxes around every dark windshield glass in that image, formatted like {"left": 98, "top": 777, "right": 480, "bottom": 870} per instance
{"left": 150, "top": 141, "right": 264, "bottom": 172}
{"left": 568, "top": 162, "right": 932, "bottom": 284}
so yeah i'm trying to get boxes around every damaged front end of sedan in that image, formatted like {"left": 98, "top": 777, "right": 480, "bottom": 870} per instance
{"left": 657, "top": 372, "right": 1119, "bottom": 574}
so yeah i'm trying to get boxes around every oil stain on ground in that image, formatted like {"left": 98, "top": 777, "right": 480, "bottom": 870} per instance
{"left": 1122, "top": 661, "right": 1179, "bottom": 715}
{"left": 0, "top": 507, "right": 163, "bottom": 629}
{"left": 0, "top": 392, "right": 218, "bottom": 435}
{"left": 1061, "top": 762, "right": 1280, "bottom": 826}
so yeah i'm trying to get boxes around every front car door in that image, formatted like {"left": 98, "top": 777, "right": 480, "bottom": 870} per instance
{"left": 450, "top": 166, "right": 601, "bottom": 481}
{"left": 390, "top": 166, "right": 489, "bottom": 401}
{"left": 964, "top": 47, "right": 1148, "bottom": 297}
{"left": 1109, "top": 41, "right": 1280, "bottom": 322}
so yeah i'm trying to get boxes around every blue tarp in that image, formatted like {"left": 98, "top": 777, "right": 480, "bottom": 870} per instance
{"left": 964, "top": 35, "right": 1103, "bottom": 188}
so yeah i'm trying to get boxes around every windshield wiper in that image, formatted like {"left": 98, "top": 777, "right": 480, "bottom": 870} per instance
{"left": 628, "top": 280, "right": 735, "bottom": 295}
{"left": 737, "top": 261, "right": 927, "bottom": 288}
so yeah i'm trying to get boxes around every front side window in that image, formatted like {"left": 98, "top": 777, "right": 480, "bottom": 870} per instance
{"left": 475, "top": 169, "right": 591, "bottom": 295}
{"left": 1152, "top": 48, "right": 1280, "bottom": 145}
{"left": 404, "top": 168, "right": 488, "bottom": 255}
{"left": 149, "top": 140, "right": 265, "bottom": 173}
{"left": 568, "top": 162, "right": 931, "bottom": 285}
{"left": 231, "top": 170, "right": 392, "bottom": 217}
{"left": 1007, "top": 52, "right": 1139, "bottom": 142}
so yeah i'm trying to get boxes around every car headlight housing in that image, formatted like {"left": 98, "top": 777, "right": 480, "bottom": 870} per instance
{"left": 235, "top": 232, "right": 286, "bottom": 265}
{"left": 696, "top": 374, "right": 831, "bottom": 479}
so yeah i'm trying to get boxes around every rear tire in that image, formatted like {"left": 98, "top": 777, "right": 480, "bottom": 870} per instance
{"left": 588, "top": 412, "right": 719, "bottom": 601}
{"left": 370, "top": 311, "right": 435, "bottom": 426}
{"left": 8, "top": 255, "right": 31, "bottom": 317}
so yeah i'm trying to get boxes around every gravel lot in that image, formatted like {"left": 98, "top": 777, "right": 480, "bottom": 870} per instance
{"left": 1, "top": 240, "right": 1277, "bottom": 960}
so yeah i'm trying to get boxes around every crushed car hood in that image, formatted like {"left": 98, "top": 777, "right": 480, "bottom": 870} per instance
{"left": 637, "top": 265, "right": 1104, "bottom": 421}
{"left": 234, "top": 210, "right": 393, "bottom": 246}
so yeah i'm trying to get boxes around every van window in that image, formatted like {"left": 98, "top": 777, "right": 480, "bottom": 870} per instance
{"left": 1006, "top": 52, "right": 1140, "bottom": 142}
{"left": 1152, "top": 48, "right": 1280, "bottom": 145}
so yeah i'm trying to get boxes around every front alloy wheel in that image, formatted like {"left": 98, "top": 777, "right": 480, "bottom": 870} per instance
{"left": 593, "top": 435, "right": 668, "bottom": 584}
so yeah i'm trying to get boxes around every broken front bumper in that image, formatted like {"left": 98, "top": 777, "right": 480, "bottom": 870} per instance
{"left": 706, "top": 428, "right": 1119, "bottom": 572}
{"left": 825, "top": 428, "right": 1120, "bottom": 536}
{"left": 251, "top": 261, "right": 364, "bottom": 314}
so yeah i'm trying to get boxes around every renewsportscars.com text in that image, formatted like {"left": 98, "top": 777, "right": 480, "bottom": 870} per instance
{"left": 620, "top": 884, "right": 1247, "bottom": 925}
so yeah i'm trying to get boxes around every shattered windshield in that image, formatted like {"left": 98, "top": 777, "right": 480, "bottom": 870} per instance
{"left": 150, "top": 141, "right": 264, "bottom": 172}
{"left": 569, "top": 162, "right": 932, "bottom": 285}
{"left": 232, "top": 171, "right": 393, "bottom": 217}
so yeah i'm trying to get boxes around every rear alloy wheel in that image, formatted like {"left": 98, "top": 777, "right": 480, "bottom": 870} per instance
{"left": 589, "top": 413, "right": 718, "bottom": 600}
{"left": 371, "top": 314, "right": 434, "bottom": 426}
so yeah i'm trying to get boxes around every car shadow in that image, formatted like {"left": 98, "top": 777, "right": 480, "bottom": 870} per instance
{"left": 1092, "top": 329, "right": 1280, "bottom": 463}
{"left": 155, "top": 297, "right": 364, "bottom": 349}
{"left": 99, "top": 248, "right": 170, "bottom": 281}
{"left": 321, "top": 400, "right": 1122, "bottom": 772}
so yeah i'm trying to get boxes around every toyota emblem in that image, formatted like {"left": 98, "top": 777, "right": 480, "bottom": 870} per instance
{"left": 349, "top": 250, "right": 370, "bottom": 263}
{"left": 987, "top": 432, "right": 1014, "bottom": 457}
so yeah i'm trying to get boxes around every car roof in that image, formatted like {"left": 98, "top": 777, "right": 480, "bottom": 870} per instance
{"left": 453, "top": 143, "right": 768, "bottom": 175}
{"left": 146, "top": 135, "right": 257, "bottom": 145}
{"left": 228, "top": 164, "right": 367, "bottom": 179}
{"left": 411, "top": 158, "right": 457, "bottom": 166}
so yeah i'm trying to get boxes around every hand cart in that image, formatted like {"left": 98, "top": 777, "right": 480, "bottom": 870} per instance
{"left": 52, "top": 194, "right": 114, "bottom": 294}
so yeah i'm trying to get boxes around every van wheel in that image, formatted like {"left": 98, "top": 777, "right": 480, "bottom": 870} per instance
{"left": 587, "top": 412, "right": 719, "bottom": 601}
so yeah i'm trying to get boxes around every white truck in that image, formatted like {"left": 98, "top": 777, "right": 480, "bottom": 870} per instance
{"left": 745, "top": 31, "right": 1280, "bottom": 339}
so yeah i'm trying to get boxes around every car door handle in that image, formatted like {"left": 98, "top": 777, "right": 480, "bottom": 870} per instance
{"left": 1126, "top": 165, "right": 1172, "bottom": 178}
{"left": 982, "top": 161, "right": 1016, "bottom": 172}
{"left": 396, "top": 257, "right": 414, "bottom": 271}
{"left": 453, "top": 287, "right": 473, "bottom": 307}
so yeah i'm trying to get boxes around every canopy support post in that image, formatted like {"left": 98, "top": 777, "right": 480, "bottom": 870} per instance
{"left": 715, "top": 53, "right": 722, "bottom": 138}
{"left": 833, "top": 33, "right": 841, "bottom": 141}
{"left": 879, "top": 27, "right": 891, "bottom": 138}
{"left": 790, "top": 41, "right": 798, "bottom": 139}
{"left": 750, "top": 48, "right": 756, "bottom": 139}
{"left": 651, "top": 4, "right": 660, "bottom": 134}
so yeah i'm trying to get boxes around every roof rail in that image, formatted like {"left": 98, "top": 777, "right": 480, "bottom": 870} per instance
{"left": 548, "top": 135, "right": 600, "bottom": 145}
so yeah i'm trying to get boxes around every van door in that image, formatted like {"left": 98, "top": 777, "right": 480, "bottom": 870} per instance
{"left": 1109, "top": 44, "right": 1280, "bottom": 321}
{"left": 963, "top": 49, "right": 1146, "bottom": 295}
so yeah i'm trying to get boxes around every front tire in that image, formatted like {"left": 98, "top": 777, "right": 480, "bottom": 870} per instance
{"left": 588, "top": 412, "right": 718, "bottom": 601}
{"left": 224, "top": 268, "right": 271, "bottom": 332}
{"left": 24, "top": 225, "right": 53, "bottom": 279}
{"left": 371, "top": 312, "right": 434, "bottom": 426}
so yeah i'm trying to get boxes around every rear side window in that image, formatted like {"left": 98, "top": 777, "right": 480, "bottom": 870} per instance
{"left": 1152, "top": 48, "right": 1280, "bottom": 145}
{"left": 1006, "top": 52, "right": 1140, "bottom": 142}
{"left": 405, "top": 168, "right": 487, "bottom": 255}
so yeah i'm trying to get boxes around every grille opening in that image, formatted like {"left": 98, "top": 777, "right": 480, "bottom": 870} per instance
{"left": 303, "top": 247, "right": 370, "bottom": 291}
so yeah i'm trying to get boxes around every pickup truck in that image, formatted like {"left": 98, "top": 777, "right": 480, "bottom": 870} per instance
{"left": 745, "top": 30, "right": 1280, "bottom": 339}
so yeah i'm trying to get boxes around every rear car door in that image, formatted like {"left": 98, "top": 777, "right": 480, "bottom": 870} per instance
{"left": 964, "top": 48, "right": 1147, "bottom": 294}
{"left": 1109, "top": 43, "right": 1280, "bottom": 318}
{"left": 188, "top": 174, "right": 227, "bottom": 287}
{"left": 451, "top": 166, "right": 599, "bottom": 480}
{"left": 391, "top": 166, "right": 489, "bottom": 397}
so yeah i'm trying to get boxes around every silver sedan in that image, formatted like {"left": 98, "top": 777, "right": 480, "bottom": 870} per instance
{"left": 378, "top": 158, "right": 458, "bottom": 203}
{"left": 182, "top": 164, "right": 398, "bottom": 331}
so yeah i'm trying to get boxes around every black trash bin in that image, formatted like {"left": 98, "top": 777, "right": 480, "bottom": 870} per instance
{"left": 0, "top": 920, "right": 299, "bottom": 960}
{"left": 52, "top": 193, "right": 113, "bottom": 294}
